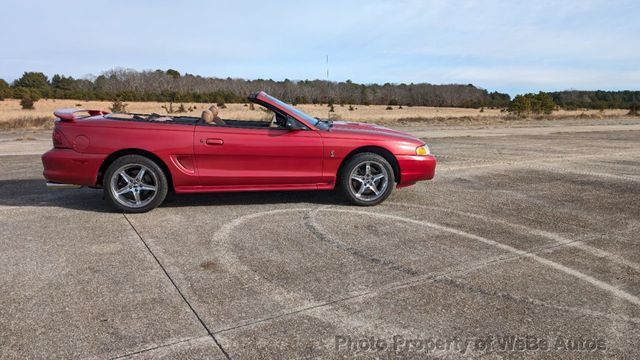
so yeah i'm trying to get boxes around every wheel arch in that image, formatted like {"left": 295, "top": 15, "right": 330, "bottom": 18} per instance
{"left": 338, "top": 146, "right": 400, "bottom": 183}
{"left": 97, "top": 149, "right": 174, "bottom": 191}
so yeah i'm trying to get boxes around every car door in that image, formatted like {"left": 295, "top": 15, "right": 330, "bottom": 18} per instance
{"left": 193, "top": 123, "right": 324, "bottom": 187}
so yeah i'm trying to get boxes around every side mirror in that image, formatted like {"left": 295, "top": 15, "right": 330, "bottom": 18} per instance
{"left": 285, "top": 116, "right": 304, "bottom": 130}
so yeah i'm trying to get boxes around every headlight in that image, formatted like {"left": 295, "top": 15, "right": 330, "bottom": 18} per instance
{"left": 415, "top": 145, "right": 430, "bottom": 156}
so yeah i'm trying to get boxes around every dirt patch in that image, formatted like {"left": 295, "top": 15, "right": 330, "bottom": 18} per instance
{"left": 395, "top": 113, "right": 637, "bottom": 126}
{"left": 0, "top": 98, "right": 637, "bottom": 130}
{"left": 199, "top": 260, "right": 219, "bottom": 271}
{"left": 0, "top": 117, "right": 54, "bottom": 131}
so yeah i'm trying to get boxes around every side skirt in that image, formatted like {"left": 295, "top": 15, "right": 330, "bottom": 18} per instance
{"left": 174, "top": 183, "right": 335, "bottom": 193}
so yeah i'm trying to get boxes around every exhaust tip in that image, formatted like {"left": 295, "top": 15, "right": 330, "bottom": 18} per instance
{"left": 46, "top": 182, "right": 82, "bottom": 190}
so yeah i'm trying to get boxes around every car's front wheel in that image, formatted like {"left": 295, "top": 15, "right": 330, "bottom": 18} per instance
{"left": 339, "top": 153, "right": 395, "bottom": 206}
{"left": 103, "top": 155, "right": 168, "bottom": 213}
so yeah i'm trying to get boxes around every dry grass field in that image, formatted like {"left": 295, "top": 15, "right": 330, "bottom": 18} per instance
{"left": 0, "top": 98, "right": 632, "bottom": 130}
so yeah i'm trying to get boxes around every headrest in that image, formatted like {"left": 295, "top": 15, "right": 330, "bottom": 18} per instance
{"left": 201, "top": 109, "right": 214, "bottom": 123}
{"left": 208, "top": 104, "right": 219, "bottom": 117}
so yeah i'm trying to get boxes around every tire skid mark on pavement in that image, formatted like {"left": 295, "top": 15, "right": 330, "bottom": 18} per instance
{"left": 302, "top": 207, "right": 420, "bottom": 277}
{"left": 211, "top": 208, "right": 321, "bottom": 310}
{"left": 399, "top": 251, "right": 640, "bottom": 326}
{"left": 302, "top": 207, "right": 640, "bottom": 325}
{"left": 211, "top": 206, "right": 640, "bottom": 336}
{"left": 432, "top": 154, "right": 495, "bottom": 164}
{"left": 433, "top": 275, "right": 640, "bottom": 325}
{"left": 210, "top": 206, "right": 421, "bottom": 339}
{"left": 440, "top": 150, "right": 640, "bottom": 174}
{"left": 442, "top": 164, "right": 640, "bottom": 183}
{"left": 211, "top": 206, "right": 419, "bottom": 338}
{"left": 388, "top": 202, "right": 640, "bottom": 274}
{"left": 538, "top": 165, "right": 640, "bottom": 183}
{"left": 211, "top": 206, "right": 496, "bottom": 335}
{"left": 325, "top": 208, "right": 640, "bottom": 306}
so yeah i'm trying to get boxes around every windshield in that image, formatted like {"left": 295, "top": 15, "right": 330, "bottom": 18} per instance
{"left": 262, "top": 94, "right": 323, "bottom": 128}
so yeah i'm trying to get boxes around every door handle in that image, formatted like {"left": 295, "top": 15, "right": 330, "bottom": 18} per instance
{"left": 203, "top": 138, "right": 224, "bottom": 145}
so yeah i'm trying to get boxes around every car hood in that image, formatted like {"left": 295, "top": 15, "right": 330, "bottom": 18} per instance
{"left": 327, "top": 121, "right": 421, "bottom": 142}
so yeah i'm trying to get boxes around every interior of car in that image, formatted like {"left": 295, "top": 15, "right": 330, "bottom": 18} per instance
{"left": 200, "top": 104, "right": 290, "bottom": 129}
{"left": 105, "top": 102, "right": 298, "bottom": 130}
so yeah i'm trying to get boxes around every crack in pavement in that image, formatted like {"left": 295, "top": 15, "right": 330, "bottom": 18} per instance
{"left": 123, "top": 214, "right": 232, "bottom": 360}
{"left": 108, "top": 335, "right": 210, "bottom": 360}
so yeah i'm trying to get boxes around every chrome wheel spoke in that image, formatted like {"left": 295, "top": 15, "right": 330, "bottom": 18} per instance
{"left": 356, "top": 183, "right": 367, "bottom": 196}
{"left": 119, "top": 171, "right": 134, "bottom": 184}
{"left": 368, "top": 183, "right": 380, "bottom": 195}
{"left": 351, "top": 174, "right": 365, "bottom": 183}
{"left": 373, "top": 173, "right": 385, "bottom": 182}
{"left": 132, "top": 190, "right": 141, "bottom": 205}
{"left": 365, "top": 162, "right": 372, "bottom": 176}
{"left": 135, "top": 168, "right": 146, "bottom": 182}
{"left": 139, "top": 184, "right": 156, "bottom": 191}
{"left": 116, "top": 186, "right": 132, "bottom": 196}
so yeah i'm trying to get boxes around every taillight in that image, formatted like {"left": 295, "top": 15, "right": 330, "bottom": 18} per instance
{"left": 52, "top": 127, "right": 71, "bottom": 149}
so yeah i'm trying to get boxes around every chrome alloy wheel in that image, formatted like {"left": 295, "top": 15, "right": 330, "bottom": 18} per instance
{"left": 348, "top": 161, "right": 389, "bottom": 202}
{"left": 109, "top": 163, "right": 159, "bottom": 208}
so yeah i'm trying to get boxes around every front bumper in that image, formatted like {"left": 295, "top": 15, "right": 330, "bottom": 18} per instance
{"left": 396, "top": 154, "right": 436, "bottom": 188}
{"left": 41, "top": 148, "right": 106, "bottom": 187}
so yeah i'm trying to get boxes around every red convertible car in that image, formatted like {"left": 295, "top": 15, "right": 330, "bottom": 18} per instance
{"left": 42, "top": 92, "right": 436, "bottom": 212}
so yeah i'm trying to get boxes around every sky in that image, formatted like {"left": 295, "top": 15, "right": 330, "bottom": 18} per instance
{"left": 1, "top": 0, "right": 638, "bottom": 96}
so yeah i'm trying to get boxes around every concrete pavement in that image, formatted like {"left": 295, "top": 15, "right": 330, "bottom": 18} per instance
{"left": 1, "top": 121, "right": 639, "bottom": 358}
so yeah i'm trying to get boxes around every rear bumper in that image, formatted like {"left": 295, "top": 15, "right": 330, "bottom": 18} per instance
{"left": 41, "top": 148, "right": 106, "bottom": 186}
{"left": 396, "top": 155, "right": 436, "bottom": 188}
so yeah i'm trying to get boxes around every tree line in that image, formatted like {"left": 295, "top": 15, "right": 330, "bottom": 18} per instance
{"left": 549, "top": 90, "right": 640, "bottom": 110}
{"left": 1, "top": 69, "right": 638, "bottom": 114}
{"left": 0, "top": 69, "right": 510, "bottom": 108}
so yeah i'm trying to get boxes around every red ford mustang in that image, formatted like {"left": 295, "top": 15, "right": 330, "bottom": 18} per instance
{"left": 42, "top": 92, "right": 436, "bottom": 212}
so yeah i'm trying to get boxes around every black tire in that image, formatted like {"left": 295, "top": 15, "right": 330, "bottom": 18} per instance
{"left": 103, "top": 155, "right": 168, "bottom": 213}
{"left": 338, "top": 152, "right": 395, "bottom": 206}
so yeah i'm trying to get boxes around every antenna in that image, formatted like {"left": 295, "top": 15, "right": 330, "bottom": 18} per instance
{"left": 326, "top": 55, "right": 329, "bottom": 81}
{"left": 326, "top": 55, "right": 330, "bottom": 120}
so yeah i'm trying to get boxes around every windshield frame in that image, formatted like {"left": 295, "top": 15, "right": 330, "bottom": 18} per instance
{"left": 252, "top": 92, "right": 329, "bottom": 130}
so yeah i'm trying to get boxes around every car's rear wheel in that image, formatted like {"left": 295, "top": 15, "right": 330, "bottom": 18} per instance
{"left": 339, "top": 153, "right": 395, "bottom": 206}
{"left": 103, "top": 155, "right": 168, "bottom": 213}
